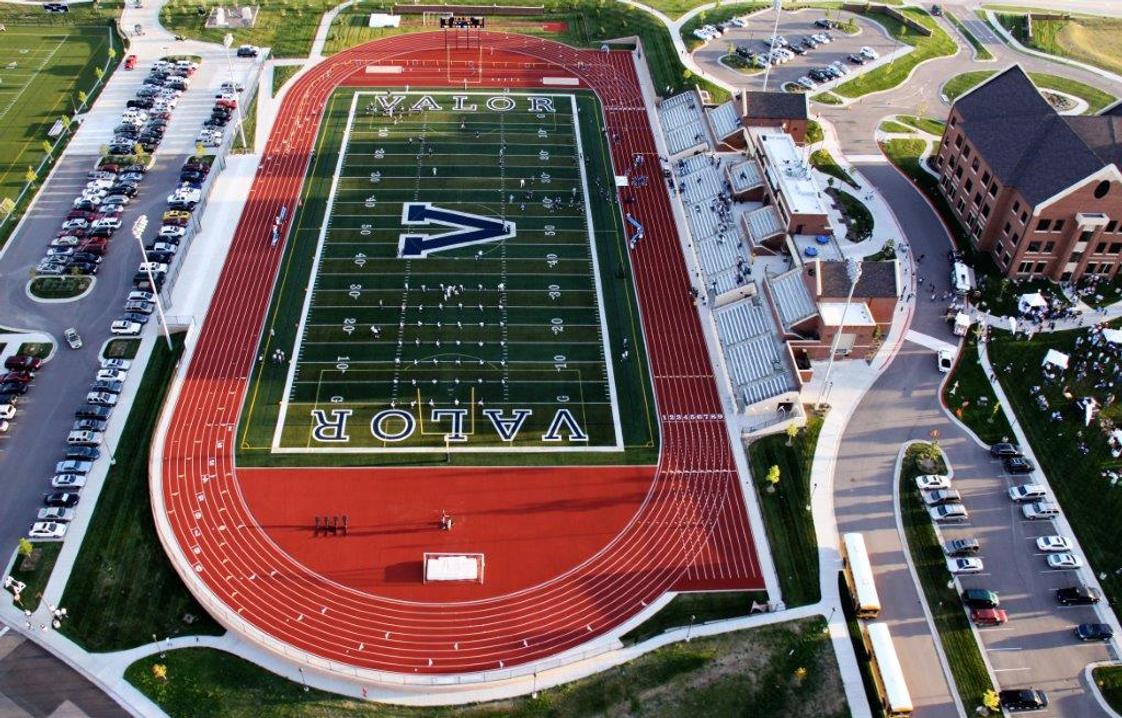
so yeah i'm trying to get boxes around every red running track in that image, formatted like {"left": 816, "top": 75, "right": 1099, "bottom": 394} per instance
{"left": 155, "top": 32, "right": 763, "bottom": 676}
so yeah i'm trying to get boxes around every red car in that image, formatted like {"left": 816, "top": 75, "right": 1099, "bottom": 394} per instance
{"left": 124, "top": 54, "right": 137, "bottom": 70}
{"left": 970, "top": 608, "right": 1008, "bottom": 626}
{"left": 0, "top": 371, "right": 32, "bottom": 384}
{"left": 215, "top": 98, "right": 236, "bottom": 110}
{"left": 4, "top": 355, "right": 41, "bottom": 372}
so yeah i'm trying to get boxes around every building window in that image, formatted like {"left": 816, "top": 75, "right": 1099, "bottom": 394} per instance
{"left": 957, "top": 198, "right": 966, "bottom": 212}
{"left": 1054, "top": 219, "right": 1066, "bottom": 232}
{"left": 950, "top": 115, "right": 957, "bottom": 127}
{"left": 1003, "top": 222, "right": 1011, "bottom": 235}
{"left": 1028, "top": 241, "right": 1042, "bottom": 252}
{"left": 965, "top": 178, "right": 974, "bottom": 192}
{"left": 1037, "top": 218, "right": 1052, "bottom": 232}
{"left": 1108, "top": 220, "right": 1118, "bottom": 233}
{"left": 954, "top": 135, "right": 963, "bottom": 148}
{"left": 1098, "top": 242, "right": 1108, "bottom": 253}
{"left": 988, "top": 182, "right": 998, "bottom": 198}
{"left": 974, "top": 192, "right": 982, "bottom": 206}
{"left": 972, "top": 158, "right": 980, "bottom": 171}
{"left": 982, "top": 203, "right": 991, "bottom": 218}
{"left": 1044, "top": 241, "right": 1056, "bottom": 252}
{"left": 1094, "top": 180, "right": 1111, "bottom": 199}
{"left": 1018, "top": 261, "right": 1033, "bottom": 273}
{"left": 1012, "top": 200, "right": 1020, "bottom": 213}
{"left": 985, "top": 172, "right": 993, "bottom": 186}
{"left": 1111, "top": 242, "right": 1122, "bottom": 253}
{"left": 1020, "top": 211, "right": 1028, "bottom": 223}
{"left": 1036, "top": 262, "right": 1046, "bottom": 273}
{"left": 973, "top": 224, "right": 983, "bottom": 239}
{"left": 1012, "top": 232, "right": 1021, "bottom": 246}
{"left": 963, "top": 145, "right": 972, "bottom": 159}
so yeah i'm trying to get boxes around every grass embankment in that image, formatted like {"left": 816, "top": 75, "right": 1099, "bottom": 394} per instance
{"left": 1004, "top": 12, "right": 1122, "bottom": 77}
{"left": 990, "top": 329, "right": 1122, "bottom": 608}
{"left": 942, "top": 69, "right": 1117, "bottom": 113}
{"left": 9, "top": 543, "right": 62, "bottom": 613}
{"left": 231, "top": 92, "right": 258, "bottom": 155}
{"left": 59, "top": 334, "right": 225, "bottom": 651}
{"left": 747, "top": 416, "right": 823, "bottom": 607}
{"left": 834, "top": 8, "right": 956, "bottom": 99}
{"left": 28, "top": 276, "right": 91, "bottom": 299}
{"left": 621, "top": 590, "right": 767, "bottom": 644}
{"left": 879, "top": 120, "right": 913, "bottom": 134}
{"left": 810, "top": 149, "right": 860, "bottom": 190}
{"left": 1094, "top": 665, "right": 1122, "bottom": 714}
{"left": 898, "top": 115, "right": 945, "bottom": 135}
{"left": 946, "top": 11, "right": 994, "bottom": 60}
{"left": 829, "top": 190, "right": 874, "bottom": 243}
{"left": 942, "top": 336, "right": 1014, "bottom": 445}
{"left": 160, "top": 0, "right": 338, "bottom": 57}
{"left": 806, "top": 120, "right": 824, "bottom": 145}
{"left": 272, "top": 64, "right": 302, "bottom": 95}
{"left": 128, "top": 618, "right": 847, "bottom": 718}
{"left": 811, "top": 92, "right": 844, "bottom": 105}
{"left": 899, "top": 443, "right": 994, "bottom": 713}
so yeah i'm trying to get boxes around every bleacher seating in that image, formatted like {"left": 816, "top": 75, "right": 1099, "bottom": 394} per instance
{"left": 767, "top": 269, "right": 817, "bottom": 328}
{"left": 713, "top": 299, "right": 797, "bottom": 409}
{"left": 743, "top": 205, "right": 785, "bottom": 245}
{"left": 728, "top": 159, "right": 763, "bottom": 195}
{"left": 658, "top": 92, "right": 711, "bottom": 156}
{"left": 708, "top": 100, "right": 742, "bottom": 141}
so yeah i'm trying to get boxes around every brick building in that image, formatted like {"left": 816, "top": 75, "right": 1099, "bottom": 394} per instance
{"left": 740, "top": 90, "right": 809, "bottom": 145}
{"left": 935, "top": 65, "right": 1122, "bottom": 282}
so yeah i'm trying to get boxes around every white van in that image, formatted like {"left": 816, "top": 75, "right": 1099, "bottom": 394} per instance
{"left": 952, "top": 261, "right": 975, "bottom": 294}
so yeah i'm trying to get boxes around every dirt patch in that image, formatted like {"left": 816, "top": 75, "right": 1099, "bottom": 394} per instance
{"left": 1057, "top": 20, "right": 1122, "bottom": 77}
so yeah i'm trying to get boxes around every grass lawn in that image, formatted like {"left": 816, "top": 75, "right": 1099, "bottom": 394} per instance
{"left": 1094, "top": 665, "right": 1122, "bottom": 714}
{"left": 942, "top": 69, "right": 1117, "bottom": 113}
{"left": 128, "top": 617, "right": 847, "bottom": 718}
{"left": 812, "top": 92, "right": 844, "bottom": 105}
{"left": 898, "top": 115, "right": 945, "bottom": 136}
{"left": 989, "top": 328, "right": 1122, "bottom": 608}
{"left": 806, "top": 120, "right": 824, "bottom": 145}
{"left": 720, "top": 53, "right": 764, "bottom": 74}
{"left": 103, "top": 338, "right": 140, "bottom": 360}
{"left": 160, "top": 0, "right": 339, "bottom": 58}
{"left": 1017, "top": 14, "right": 1122, "bottom": 77}
{"left": 272, "top": 64, "right": 302, "bottom": 95}
{"left": 899, "top": 443, "right": 994, "bottom": 712}
{"left": 28, "top": 276, "right": 91, "bottom": 299}
{"left": 59, "top": 334, "right": 225, "bottom": 651}
{"left": 828, "top": 189, "right": 874, "bottom": 243}
{"left": 879, "top": 120, "right": 913, "bottom": 134}
{"left": 746, "top": 414, "right": 823, "bottom": 607}
{"left": 0, "top": 16, "right": 121, "bottom": 248}
{"left": 17, "top": 341, "right": 52, "bottom": 358}
{"left": 810, "top": 149, "right": 860, "bottom": 190}
{"left": 942, "top": 336, "right": 1014, "bottom": 445}
{"left": 620, "top": 590, "right": 767, "bottom": 644}
{"left": 946, "top": 11, "right": 994, "bottom": 60}
{"left": 231, "top": 92, "right": 257, "bottom": 155}
{"left": 834, "top": 8, "right": 956, "bottom": 99}
{"left": 8, "top": 542, "right": 62, "bottom": 613}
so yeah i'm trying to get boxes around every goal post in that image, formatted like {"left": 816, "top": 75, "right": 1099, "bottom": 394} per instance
{"left": 423, "top": 552, "right": 486, "bottom": 583}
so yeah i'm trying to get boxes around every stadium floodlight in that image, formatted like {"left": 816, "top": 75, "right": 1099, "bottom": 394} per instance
{"left": 222, "top": 33, "right": 248, "bottom": 150}
{"left": 133, "top": 215, "right": 173, "bottom": 350}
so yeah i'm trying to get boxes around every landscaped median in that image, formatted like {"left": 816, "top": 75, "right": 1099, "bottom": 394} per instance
{"left": 897, "top": 442, "right": 995, "bottom": 713}
{"left": 27, "top": 275, "right": 92, "bottom": 301}
{"left": 832, "top": 7, "right": 956, "bottom": 99}
{"left": 942, "top": 69, "right": 1118, "bottom": 113}
{"left": 127, "top": 618, "right": 849, "bottom": 718}
{"left": 942, "top": 336, "right": 1014, "bottom": 446}
{"left": 1093, "top": 665, "right": 1122, "bottom": 713}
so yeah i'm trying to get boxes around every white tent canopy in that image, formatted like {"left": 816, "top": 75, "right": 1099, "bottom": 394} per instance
{"left": 1103, "top": 328, "right": 1122, "bottom": 345}
{"left": 1043, "top": 348, "right": 1070, "bottom": 370}
{"left": 1018, "top": 292, "right": 1048, "bottom": 313}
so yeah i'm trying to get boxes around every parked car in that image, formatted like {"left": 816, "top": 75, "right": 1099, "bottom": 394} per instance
{"left": 961, "top": 588, "right": 1000, "bottom": 609}
{"left": 1008, "top": 484, "right": 1046, "bottom": 502}
{"left": 944, "top": 537, "right": 980, "bottom": 556}
{"left": 999, "top": 689, "right": 1048, "bottom": 712}
{"left": 970, "top": 608, "right": 1007, "bottom": 626}
{"left": 1074, "top": 623, "right": 1114, "bottom": 641}
{"left": 55, "top": 459, "right": 92, "bottom": 475}
{"left": 65, "top": 446, "right": 101, "bottom": 461}
{"left": 1046, "top": 553, "right": 1083, "bottom": 570}
{"left": 110, "top": 321, "right": 142, "bottom": 336}
{"left": 73, "top": 418, "right": 107, "bottom": 432}
{"left": 75, "top": 404, "right": 112, "bottom": 420}
{"left": 946, "top": 557, "right": 984, "bottom": 574}
{"left": 916, "top": 474, "right": 951, "bottom": 490}
{"left": 66, "top": 430, "right": 102, "bottom": 446}
{"left": 1004, "top": 456, "right": 1036, "bottom": 474}
{"left": 1035, "top": 535, "right": 1072, "bottom": 552}
{"left": 124, "top": 54, "right": 138, "bottom": 70}
{"left": 43, "top": 492, "right": 80, "bottom": 508}
{"left": 28, "top": 522, "right": 66, "bottom": 539}
{"left": 929, "top": 503, "right": 968, "bottom": 523}
{"left": 37, "top": 507, "right": 75, "bottom": 522}
{"left": 90, "top": 380, "right": 124, "bottom": 394}
{"left": 51, "top": 474, "right": 86, "bottom": 489}
{"left": 989, "top": 442, "right": 1022, "bottom": 457}
{"left": 236, "top": 45, "right": 259, "bottom": 57}
{"left": 1056, "top": 585, "right": 1099, "bottom": 605}
{"left": 86, "top": 391, "right": 118, "bottom": 406}
{"left": 1022, "top": 501, "right": 1059, "bottom": 520}
{"left": 0, "top": 404, "right": 13, "bottom": 420}
{"left": 847, "top": 53, "right": 869, "bottom": 65}
{"left": 96, "top": 369, "right": 127, "bottom": 382}
{"left": 4, "top": 355, "right": 41, "bottom": 371}
{"left": 922, "top": 488, "right": 961, "bottom": 506}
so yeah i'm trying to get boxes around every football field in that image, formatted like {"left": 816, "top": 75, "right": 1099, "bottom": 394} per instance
{"left": 242, "top": 89, "right": 656, "bottom": 456}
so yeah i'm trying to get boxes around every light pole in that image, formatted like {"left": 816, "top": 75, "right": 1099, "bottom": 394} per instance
{"left": 298, "top": 667, "right": 309, "bottom": 692}
{"left": 815, "top": 258, "right": 862, "bottom": 410}
{"left": 686, "top": 614, "right": 696, "bottom": 641}
{"left": 223, "top": 33, "right": 248, "bottom": 150}
{"left": 132, "top": 215, "right": 173, "bottom": 350}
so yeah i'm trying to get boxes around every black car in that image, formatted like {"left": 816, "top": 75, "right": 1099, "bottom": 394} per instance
{"left": 108, "top": 143, "right": 134, "bottom": 155}
{"left": 0, "top": 393, "right": 19, "bottom": 407}
{"left": 961, "top": 588, "right": 999, "bottom": 609}
{"left": 44, "top": 492, "right": 80, "bottom": 508}
{"left": 180, "top": 171, "right": 206, "bottom": 183}
{"left": 73, "top": 418, "right": 108, "bottom": 432}
{"left": 144, "top": 250, "right": 175, "bottom": 264}
{"left": 87, "top": 227, "right": 115, "bottom": 239}
{"left": 204, "top": 117, "right": 229, "bottom": 129}
{"left": 71, "top": 252, "right": 102, "bottom": 265}
{"left": 126, "top": 98, "right": 153, "bottom": 109}
{"left": 789, "top": 44, "right": 806, "bottom": 55}
{"left": 68, "top": 261, "right": 99, "bottom": 275}
{"left": 0, "top": 381, "right": 28, "bottom": 395}
{"left": 136, "top": 86, "right": 160, "bottom": 97}
{"left": 1056, "top": 586, "right": 1101, "bottom": 605}
{"left": 90, "top": 380, "right": 123, "bottom": 394}
{"left": 989, "top": 442, "right": 1022, "bottom": 457}
{"left": 75, "top": 404, "right": 112, "bottom": 420}
{"left": 814, "top": 18, "right": 831, "bottom": 28}
{"left": 1075, "top": 623, "right": 1114, "bottom": 641}
{"left": 183, "top": 161, "right": 209, "bottom": 173}
{"left": 999, "top": 689, "right": 1048, "bottom": 712}
{"left": 66, "top": 445, "right": 101, "bottom": 461}
{"left": 72, "top": 199, "right": 98, "bottom": 212}
{"left": 110, "top": 184, "right": 139, "bottom": 198}
{"left": 142, "top": 76, "right": 165, "bottom": 86}
{"left": 1003, "top": 456, "right": 1035, "bottom": 474}
{"left": 236, "top": 45, "right": 258, "bottom": 57}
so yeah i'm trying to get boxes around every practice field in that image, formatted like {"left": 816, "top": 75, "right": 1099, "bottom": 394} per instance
{"left": 0, "top": 25, "right": 116, "bottom": 218}
{"left": 240, "top": 88, "right": 658, "bottom": 458}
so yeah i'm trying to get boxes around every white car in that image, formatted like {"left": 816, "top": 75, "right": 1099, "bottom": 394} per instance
{"left": 0, "top": 404, "right": 14, "bottom": 420}
{"left": 1036, "top": 535, "right": 1072, "bottom": 552}
{"left": 91, "top": 217, "right": 121, "bottom": 230}
{"left": 860, "top": 46, "right": 879, "bottom": 60}
{"left": 62, "top": 217, "right": 90, "bottom": 229}
{"left": 101, "top": 358, "right": 132, "bottom": 371}
{"left": 0, "top": 419, "right": 8, "bottom": 432}
{"left": 28, "top": 521, "right": 67, "bottom": 539}
{"left": 915, "top": 474, "right": 951, "bottom": 490}
{"left": 137, "top": 262, "right": 168, "bottom": 274}
{"left": 158, "top": 225, "right": 186, "bottom": 239}
{"left": 37, "top": 507, "right": 75, "bottom": 522}
{"left": 946, "top": 557, "right": 984, "bottom": 574}
{"left": 929, "top": 503, "right": 969, "bottom": 523}
{"left": 51, "top": 474, "right": 87, "bottom": 489}
{"left": 922, "top": 488, "right": 961, "bottom": 506}
{"left": 66, "top": 430, "right": 102, "bottom": 446}
{"left": 50, "top": 237, "right": 81, "bottom": 248}
{"left": 127, "top": 290, "right": 154, "bottom": 303}
{"left": 937, "top": 348, "right": 954, "bottom": 373}
{"left": 1023, "top": 501, "right": 1059, "bottom": 520}
{"left": 1008, "top": 484, "right": 1047, "bottom": 502}
{"left": 64, "top": 327, "right": 82, "bottom": 349}
{"left": 1047, "top": 553, "right": 1083, "bottom": 570}
{"left": 168, "top": 189, "right": 201, "bottom": 204}
{"left": 110, "top": 320, "right": 142, "bottom": 336}
{"left": 96, "top": 369, "right": 127, "bottom": 382}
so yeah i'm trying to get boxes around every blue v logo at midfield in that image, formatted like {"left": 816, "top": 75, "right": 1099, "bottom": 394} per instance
{"left": 397, "top": 202, "right": 516, "bottom": 258}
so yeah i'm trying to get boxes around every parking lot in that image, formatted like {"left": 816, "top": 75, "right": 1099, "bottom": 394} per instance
{"left": 692, "top": 8, "right": 903, "bottom": 94}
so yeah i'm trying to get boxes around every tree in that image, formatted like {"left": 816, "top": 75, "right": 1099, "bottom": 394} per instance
{"left": 794, "top": 666, "right": 808, "bottom": 680}
{"left": 983, "top": 689, "right": 1000, "bottom": 713}
{"left": 42, "top": 140, "right": 53, "bottom": 158}
{"left": 24, "top": 166, "right": 37, "bottom": 185}
{"left": 76, "top": 90, "right": 88, "bottom": 109}
{"left": 59, "top": 114, "right": 71, "bottom": 132}
{"left": 194, "top": 141, "right": 205, "bottom": 158}
{"left": 94, "top": 67, "right": 104, "bottom": 83}
{"left": 107, "top": 46, "right": 116, "bottom": 60}
{"left": 765, "top": 464, "right": 781, "bottom": 492}
{"left": 786, "top": 423, "right": 799, "bottom": 447}
{"left": 0, "top": 197, "right": 14, "bottom": 217}
{"left": 17, "top": 538, "right": 33, "bottom": 558}
{"left": 152, "top": 663, "right": 168, "bottom": 682}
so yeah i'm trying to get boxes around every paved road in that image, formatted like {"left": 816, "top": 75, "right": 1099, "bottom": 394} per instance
{"left": 838, "top": 156, "right": 1115, "bottom": 716}
{"left": 0, "top": 628, "right": 128, "bottom": 718}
